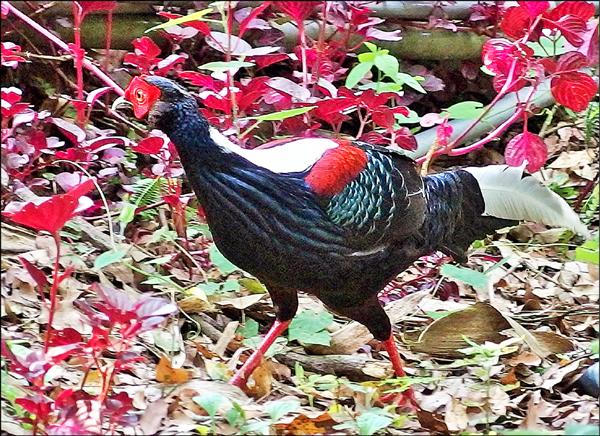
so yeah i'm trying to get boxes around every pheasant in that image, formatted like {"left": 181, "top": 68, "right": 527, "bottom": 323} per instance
{"left": 122, "top": 75, "right": 587, "bottom": 407}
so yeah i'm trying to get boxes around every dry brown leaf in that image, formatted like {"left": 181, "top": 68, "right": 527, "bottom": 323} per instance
{"left": 214, "top": 321, "right": 239, "bottom": 357}
{"left": 409, "top": 302, "right": 510, "bottom": 358}
{"left": 139, "top": 399, "right": 169, "bottom": 435}
{"left": 507, "top": 351, "right": 542, "bottom": 367}
{"left": 246, "top": 358, "right": 273, "bottom": 398}
{"left": 274, "top": 412, "right": 337, "bottom": 435}
{"left": 541, "top": 360, "right": 581, "bottom": 391}
{"left": 156, "top": 355, "right": 190, "bottom": 384}
{"left": 177, "top": 295, "right": 218, "bottom": 314}
{"left": 530, "top": 331, "right": 574, "bottom": 354}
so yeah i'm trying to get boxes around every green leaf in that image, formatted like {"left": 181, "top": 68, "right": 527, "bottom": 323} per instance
{"left": 94, "top": 246, "right": 128, "bottom": 270}
{"left": 374, "top": 54, "right": 399, "bottom": 79}
{"left": 198, "top": 282, "right": 221, "bottom": 296}
{"left": 395, "top": 73, "right": 426, "bottom": 93}
{"left": 251, "top": 106, "right": 316, "bottom": 122}
{"left": 590, "top": 339, "right": 599, "bottom": 356}
{"left": 527, "top": 35, "right": 567, "bottom": 57}
{"left": 358, "top": 51, "right": 378, "bottom": 63}
{"left": 443, "top": 101, "right": 485, "bottom": 120}
{"left": 237, "top": 318, "right": 259, "bottom": 339}
{"left": 565, "top": 424, "right": 599, "bottom": 436}
{"left": 288, "top": 310, "right": 333, "bottom": 346}
{"left": 224, "top": 402, "right": 246, "bottom": 428}
{"left": 356, "top": 411, "right": 393, "bottom": 435}
{"left": 575, "top": 238, "right": 599, "bottom": 265}
{"left": 193, "top": 392, "right": 228, "bottom": 417}
{"left": 264, "top": 400, "right": 300, "bottom": 421}
{"left": 208, "top": 244, "right": 239, "bottom": 275}
{"left": 364, "top": 41, "right": 379, "bottom": 53}
{"left": 199, "top": 60, "right": 255, "bottom": 73}
{"left": 359, "top": 82, "right": 403, "bottom": 93}
{"left": 441, "top": 264, "right": 489, "bottom": 291}
{"left": 242, "top": 336, "right": 287, "bottom": 358}
{"left": 118, "top": 201, "right": 137, "bottom": 224}
{"left": 221, "top": 279, "right": 240, "bottom": 293}
{"left": 425, "top": 311, "right": 453, "bottom": 320}
{"left": 395, "top": 109, "right": 421, "bottom": 124}
{"left": 346, "top": 62, "right": 373, "bottom": 89}
{"left": 238, "top": 277, "right": 267, "bottom": 294}
{"left": 146, "top": 8, "right": 213, "bottom": 33}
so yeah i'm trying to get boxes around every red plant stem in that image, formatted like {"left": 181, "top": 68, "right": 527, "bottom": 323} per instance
{"left": 72, "top": 3, "right": 85, "bottom": 126}
{"left": 44, "top": 232, "right": 62, "bottom": 353}
{"left": 103, "top": 9, "right": 114, "bottom": 109}
{"left": 430, "top": 14, "right": 544, "bottom": 161}
{"left": 6, "top": 2, "right": 124, "bottom": 96}
{"left": 298, "top": 24, "right": 309, "bottom": 89}
{"left": 448, "top": 86, "right": 537, "bottom": 156}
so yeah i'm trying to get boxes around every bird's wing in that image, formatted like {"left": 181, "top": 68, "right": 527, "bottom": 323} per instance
{"left": 303, "top": 140, "right": 427, "bottom": 248}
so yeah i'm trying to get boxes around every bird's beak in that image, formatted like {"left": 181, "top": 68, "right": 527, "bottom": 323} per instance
{"left": 111, "top": 96, "right": 132, "bottom": 112}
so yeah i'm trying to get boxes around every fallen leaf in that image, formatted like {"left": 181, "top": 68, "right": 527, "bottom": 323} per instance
{"left": 139, "top": 399, "right": 169, "bottom": 435}
{"left": 507, "top": 351, "right": 543, "bottom": 367}
{"left": 541, "top": 360, "right": 581, "bottom": 391}
{"left": 274, "top": 412, "right": 337, "bottom": 435}
{"left": 409, "top": 302, "right": 510, "bottom": 358}
{"left": 246, "top": 358, "right": 273, "bottom": 398}
{"left": 530, "top": 331, "right": 574, "bottom": 354}
{"left": 156, "top": 355, "right": 190, "bottom": 384}
{"left": 216, "top": 293, "right": 265, "bottom": 310}
{"left": 214, "top": 321, "right": 239, "bottom": 357}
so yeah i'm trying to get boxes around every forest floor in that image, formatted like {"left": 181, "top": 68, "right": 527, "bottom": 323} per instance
{"left": 2, "top": 112, "right": 598, "bottom": 435}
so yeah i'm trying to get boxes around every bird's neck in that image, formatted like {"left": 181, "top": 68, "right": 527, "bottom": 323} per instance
{"left": 151, "top": 99, "right": 220, "bottom": 159}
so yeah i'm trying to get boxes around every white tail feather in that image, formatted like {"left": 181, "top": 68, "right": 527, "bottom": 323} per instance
{"left": 464, "top": 165, "right": 589, "bottom": 237}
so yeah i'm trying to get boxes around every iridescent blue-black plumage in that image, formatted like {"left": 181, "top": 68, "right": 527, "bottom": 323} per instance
{"left": 135, "top": 77, "right": 512, "bottom": 341}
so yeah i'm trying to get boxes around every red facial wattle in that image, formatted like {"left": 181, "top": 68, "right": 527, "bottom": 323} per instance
{"left": 124, "top": 76, "right": 161, "bottom": 119}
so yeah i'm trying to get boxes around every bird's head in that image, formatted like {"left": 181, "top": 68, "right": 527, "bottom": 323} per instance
{"left": 122, "top": 76, "right": 198, "bottom": 129}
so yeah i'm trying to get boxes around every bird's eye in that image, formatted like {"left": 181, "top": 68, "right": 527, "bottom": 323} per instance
{"left": 135, "top": 89, "right": 146, "bottom": 103}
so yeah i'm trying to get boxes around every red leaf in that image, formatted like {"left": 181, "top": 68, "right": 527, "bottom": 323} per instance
{"left": 587, "top": 22, "right": 599, "bottom": 66}
{"left": 436, "top": 118, "right": 453, "bottom": 148}
{"left": 547, "top": 1, "right": 596, "bottom": 22}
{"left": 19, "top": 257, "right": 48, "bottom": 290}
{"left": 556, "top": 51, "right": 589, "bottom": 72}
{"left": 314, "top": 98, "right": 356, "bottom": 125}
{"left": 372, "top": 108, "right": 395, "bottom": 131}
{"left": 132, "top": 136, "right": 165, "bottom": 155}
{"left": 275, "top": 1, "right": 320, "bottom": 23}
{"left": 238, "top": 2, "right": 272, "bottom": 37}
{"left": 394, "top": 127, "right": 417, "bottom": 151}
{"left": 504, "top": 131, "right": 548, "bottom": 172}
{"left": 517, "top": 1, "right": 549, "bottom": 17}
{"left": 131, "top": 36, "right": 161, "bottom": 58}
{"left": 248, "top": 53, "right": 290, "bottom": 69}
{"left": 551, "top": 72, "right": 598, "bottom": 112}
{"left": 539, "top": 58, "right": 557, "bottom": 74}
{"left": 500, "top": 6, "right": 531, "bottom": 40}
{"left": 359, "top": 131, "right": 388, "bottom": 145}
{"left": 548, "top": 15, "right": 588, "bottom": 47}
{"left": 178, "top": 71, "right": 218, "bottom": 90}
{"left": 2, "top": 180, "right": 94, "bottom": 233}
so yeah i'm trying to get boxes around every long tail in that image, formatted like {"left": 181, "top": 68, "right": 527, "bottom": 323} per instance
{"left": 421, "top": 165, "right": 588, "bottom": 261}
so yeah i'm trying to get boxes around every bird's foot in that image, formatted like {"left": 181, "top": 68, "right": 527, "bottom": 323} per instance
{"left": 378, "top": 388, "right": 419, "bottom": 412}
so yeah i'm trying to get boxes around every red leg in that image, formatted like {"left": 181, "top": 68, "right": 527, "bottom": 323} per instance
{"left": 381, "top": 334, "right": 418, "bottom": 410}
{"left": 230, "top": 319, "right": 290, "bottom": 388}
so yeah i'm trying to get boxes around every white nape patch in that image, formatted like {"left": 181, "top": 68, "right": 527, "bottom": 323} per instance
{"left": 209, "top": 128, "right": 338, "bottom": 173}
